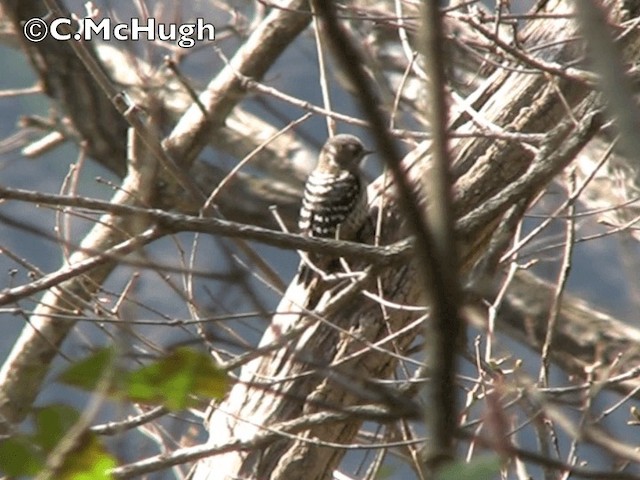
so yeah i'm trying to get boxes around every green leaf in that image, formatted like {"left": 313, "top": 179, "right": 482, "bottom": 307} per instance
{"left": 57, "top": 346, "right": 227, "bottom": 411}
{"left": 58, "top": 433, "right": 117, "bottom": 480}
{"left": 436, "top": 455, "right": 502, "bottom": 480}
{"left": 58, "top": 348, "right": 115, "bottom": 391}
{"left": 0, "top": 435, "right": 44, "bottom": 476}
{"left": 125, "top": 347, "right": 228, "bottom": 410}
{"left": 33, "top": 404, "right": 80, "bottom": 451}
{"left": 2, "top": 406, "right": 117, "bottom": 479}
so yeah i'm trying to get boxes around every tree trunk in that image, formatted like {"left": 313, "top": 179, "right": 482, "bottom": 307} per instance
{"left": 193, "top": 1, "right": 638, "bottom": 478}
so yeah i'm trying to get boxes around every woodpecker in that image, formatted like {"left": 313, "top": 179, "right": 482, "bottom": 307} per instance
{"left": 298, "top": 134, "right": 370, "bottom": 283}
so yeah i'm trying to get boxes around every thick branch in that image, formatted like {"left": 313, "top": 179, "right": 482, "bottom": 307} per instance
{"left": 191, "top": 2, "right": 635, "bottom": 479}
{"left": 0, "top": 0, "right": 314, "bottom": 432}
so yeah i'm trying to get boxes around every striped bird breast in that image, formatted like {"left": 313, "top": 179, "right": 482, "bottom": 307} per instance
{"left": 299, "top": 169, "right": 368, "bottom": 239}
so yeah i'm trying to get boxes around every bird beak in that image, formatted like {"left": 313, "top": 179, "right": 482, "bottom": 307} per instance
{"left": 363, "top": 149, "right": 374, "bottom": 156}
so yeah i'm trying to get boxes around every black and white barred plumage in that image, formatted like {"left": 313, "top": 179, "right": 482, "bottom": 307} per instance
{"left": 299, "top": 134, "right": 369, "bottom": 240}
{"left": 297, "top": 134, "right": 370, "bottom": 285}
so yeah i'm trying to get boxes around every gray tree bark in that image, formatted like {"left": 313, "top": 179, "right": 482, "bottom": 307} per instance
{"left": 193, "top": 1, "right": 640, "bottom": 479}
{"left": 2, "top": 0, "right": 640, "bottom": 478}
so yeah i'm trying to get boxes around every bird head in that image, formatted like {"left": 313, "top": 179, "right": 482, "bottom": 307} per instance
{"left": 320, "top": 134, "right": 371, "bottom": 173}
